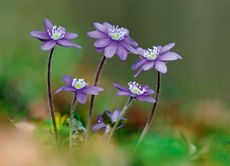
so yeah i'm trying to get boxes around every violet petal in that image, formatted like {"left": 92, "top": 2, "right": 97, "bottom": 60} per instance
{"left": 57, "top": 39, "right": 81, "bottom": 49}
{"left": 113, "top": 83, "right": 129, "bottom": 92}
{"left": 123, "top": 37, "right": 138, "bottom": 47}
{"left": 44, "top": 18, "right": 53, "bottom": 32}
{"left": 94, "top": 38, "right": 111, "bottom": 48}
{"left": 40, "top": 40, "right": 56, "bottom": 51}
{"left": 76, "top": 91, "right": 87, "bottom": 104}
{"left": 160, "top": 43, "right": 175, "bottom": 54}
{"left": 145, "top": 89, "right": 155, "bottom": 95}
{"left": 96, "top": 48, "right": 104, "bottom": 53}
{"left": 62, "top": 75, "right": 73, "bottom": 85}
{"left": 83, "top": 86, "right": 104, "bottom": 95}
{"left": 92, "top": 123, "right": 106, "bottom": 131}
{"left": 141, "top": 61, "right": 155, "bottom": 71}
{"left": 55, "top": 86, "right": 76, "bottom": 94}
{"left": 131, "top": 59, "right": 147, "bottom": 70}
{"left": 111, "top": 110, "right": 120, "bottom": 122}
{"left": 121, "top": 42, "right": 137, "bottom": 54}
{"left": 136, "top": 96, "right": 156, "bottom": 103}
{"left": 136, "top": 47, "right": 145, "bottom": 56}
{"left": 117, "top": 91, "right": 131, "bottom": 96}
{"left": 103, "top": 22, "right": 112, "bottom": 28}
{"left": 93, "top": 22, "right": 108, "bottom": 33}
{"left": 117, "top": 46, "right": 128, "bottom": 61}
{"left": 133, "top": 68, "right": 143, "bottom": 78}
{"left": 155, "top": 61, "right": 167, "bottom": 73}
{"left": 88, "top": 31, "right": 107, "bottom": 39}
{"left": 64, "top": 32, "right": 78, "bottom": 39}
{"left": 30, "top": 31, "right": 50, "bottom": 40}
{"left": 104, "top": 42, "right": 118, "bottom": 58}
{"left": 159, "top": 52, "right": 182, "bottom": 61}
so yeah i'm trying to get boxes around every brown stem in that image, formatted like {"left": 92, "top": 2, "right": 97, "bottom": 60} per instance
{"left": 69, "top": 94, "right": 77, "bottom": 150}
{"left": 136, "top": 72, "right": 161, "bottom": 148}
{"left": 85, "top": 56, "right": 106, "bottom": 141}
{"left": 47, "top": 48, "right": 58, "bottom": 142}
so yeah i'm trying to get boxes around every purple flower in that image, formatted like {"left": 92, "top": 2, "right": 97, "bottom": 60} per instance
{"left": 92, "top": 110, "right": 126, "bottom": 132}
{"left": 31, "top": 18, "right": 81, "bottom": 51}
{"left": 87, "top": 22, "right": 138, "bottom": 60}
{"left": 55, "top": 75, "right": 103, "bottom": 104}
{"left": 131, "top": 43, "right": 182, "bottom": 77}
{"left": 113, "top": 82, "right": 156, "bottom": 103}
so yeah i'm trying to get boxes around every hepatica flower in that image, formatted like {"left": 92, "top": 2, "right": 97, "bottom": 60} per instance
{"left": 31, "top": 18, "right": 81, "bottom": 51}
{"left": 113, "top": 82, "right": 156, "bottom": 103}
{"left": 132, "top": 43, "right": 182, "bottom": 77}
{"left": 55, "top": 76, "right": 103, "bottom": 104}
{"left": 87, "top": 22, "right": 138, "bottom": 60}
{"left": 92, "top": 110, "right": 127, "bottom": 133}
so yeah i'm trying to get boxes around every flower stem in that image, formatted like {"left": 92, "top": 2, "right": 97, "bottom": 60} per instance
{"left": 107, "top": 97, "right": 133, "bottom": 142}
{"left": 69, "top": 94, "right": 77, "bottom": 150}
{"left": 101, "top": 130, "right": 109, "bottom": 142}
{"left": 47, "top": 48, "right": 58, "bottom": 142}
{"left": 85, "top": 56, "right": 106, "bottom": 141}
{"left": 136, "top": 72, "right": 161, "bottom": 149}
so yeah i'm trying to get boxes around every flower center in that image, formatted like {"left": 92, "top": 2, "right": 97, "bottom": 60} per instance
{"left": 143, "top": 46, "right": 160, "bottom": 60}
{"left": 48, "top": 25, "right": 66, "bottom": 40}
{"left": 72, "top": 78, "right": 87, "bottom": 89}
{"left": 108, "top": 25, "right": 128, "bottom": 41}
{"left": 128, "top": 82, "right": 146, "bottom": 95}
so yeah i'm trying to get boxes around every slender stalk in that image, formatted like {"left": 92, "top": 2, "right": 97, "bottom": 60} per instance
{"left": 107, "top": 97, "right": 133, "bottom": 142}
{"left": 69, "top": 94, "right": 77, "bottom": 150}
{"left": 47, "top": 48, "right": 58, "bottom": 142}
{"left": 85, "top": 56, "right": 106, "bottom": 141}
{"left": 101, "top": 129, "right": 109, "bottom": 142}
{"left": 136, "top": 72, "right": 161, "bottom": 148}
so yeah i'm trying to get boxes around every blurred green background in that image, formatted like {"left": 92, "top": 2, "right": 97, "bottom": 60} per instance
{"left": 0, "top": 0, "right": 230, "bottom": 165}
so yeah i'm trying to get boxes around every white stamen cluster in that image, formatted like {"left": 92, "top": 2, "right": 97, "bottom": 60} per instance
{"left": 128, "top": 82, "right": 146, "bottom": 95}
{"left": 108, "top": 25, "right": 129, "bottom": 41}
{"left": 48, "top": 25, "right": 66, "bottom": 40}
{"left": 143, "top": 46, "right": 160, "bottom": 60}
{"left": 72, "top": 78, "right": 88, "bottom": 89}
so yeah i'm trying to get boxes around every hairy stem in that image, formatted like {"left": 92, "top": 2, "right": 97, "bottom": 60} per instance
{"left": 107, "top": 97, "right": 133, "bottom": 142}
{"left": 101, "top": 130, "right": 109, "bottom": 142}
{"left": 69, "top": 94, "right": 77, "bottom": 150}
{"left": 136, "top": 72, "right": 161, "bottom": 148}
{"left": 85, "top": 56, "right": 106, "bottom": 141}
{"left": 47, "top": 48, "right": 58, "bottom": 142}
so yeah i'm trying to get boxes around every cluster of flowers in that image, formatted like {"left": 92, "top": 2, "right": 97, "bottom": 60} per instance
{"left": 31, "top": 18, "right": 182, "bottom": 144}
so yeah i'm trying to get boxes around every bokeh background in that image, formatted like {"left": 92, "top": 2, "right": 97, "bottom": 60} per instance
{"left": 0, "top": 0, "right": 230, "bottom": 165}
